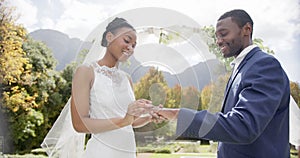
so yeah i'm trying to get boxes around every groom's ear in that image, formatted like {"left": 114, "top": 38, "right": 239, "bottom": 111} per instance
{"left": 106, "top": 32, "right": 114, "bottom": 43}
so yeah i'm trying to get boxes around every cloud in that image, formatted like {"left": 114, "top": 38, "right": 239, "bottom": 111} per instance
{"left": 40, "top": 17, "right": 55, "bottom": 29}
{"left": 7, "top": 0, "right": 300, "bottom": 81}
{"left": 250, "top": 0, "right": 299, "bottom": 50}
{"left": 53, "top": 0, "right": 110, "bottom": 39}
{"left": 9, "top": 0, "right": 38, "bottom": 31}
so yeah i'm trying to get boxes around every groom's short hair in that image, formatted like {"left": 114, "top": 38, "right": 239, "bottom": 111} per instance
{"left": 218, "top": 9, "right": 254, "bottom": 38}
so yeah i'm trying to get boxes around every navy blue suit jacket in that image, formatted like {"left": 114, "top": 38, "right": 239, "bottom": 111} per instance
{"left": 176, "top": 47, "right": 290, "bottom": 158}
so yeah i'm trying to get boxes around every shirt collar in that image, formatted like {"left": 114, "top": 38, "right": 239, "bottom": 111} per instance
{"left": 230, "top": 44, "right": 257, "bottom": 70}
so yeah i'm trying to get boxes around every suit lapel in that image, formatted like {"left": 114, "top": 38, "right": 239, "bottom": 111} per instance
{"left": 221, "top": 47, "right": 261, "bottom": 112}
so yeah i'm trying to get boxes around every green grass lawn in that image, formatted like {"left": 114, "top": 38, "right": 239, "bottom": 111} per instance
{"left": 2, "top": 144, "right": 298, "bottom": 158}
{"left": 146, "top": 153, "right": 216, "bottom": 158}
{"left": 2, "top": 151, "right": 298, "bottom": 158}
{"left": 2, "top": 154, "right": 47, "bottom": 158}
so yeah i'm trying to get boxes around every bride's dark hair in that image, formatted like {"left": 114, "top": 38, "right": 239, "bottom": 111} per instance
{"left": 101, "top": 17, "right": 135, "bottom": 47}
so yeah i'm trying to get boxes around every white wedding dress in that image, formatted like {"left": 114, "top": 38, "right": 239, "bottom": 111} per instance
{"left": 41, "top": 61, "right": 137, "bottom": 158}
{"left": 83, "top": 62, "right": 136, "bottom": 158}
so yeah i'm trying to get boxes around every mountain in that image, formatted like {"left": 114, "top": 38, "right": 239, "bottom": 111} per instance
{"left": 29, "top": 29, "right": 224, "bottom": 90}
{"left": 29, "top": 29, "right": 89, "bottom": 70}
{"left": 120, "top": 57, "right": 223, "bottom": 90}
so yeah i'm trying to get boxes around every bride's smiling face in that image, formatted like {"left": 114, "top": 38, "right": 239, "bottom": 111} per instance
{"left": 106, "top": 27, "right": 137, "bottom": 62}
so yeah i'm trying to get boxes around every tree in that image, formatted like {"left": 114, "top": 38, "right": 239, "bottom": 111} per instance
{"left": 180, "top": 86, "right": 200, "bottom": 110}
{"left": 201, "top": 83, "right": 214, "bottom": 110}
{"left": 134, "top": 67, "right": 177, "bottom": 143}
{"left": 22, "top": 38, "right": 67, "bottom": 149}
{"left": 134, "top": 67, "right": 168, "bottom": 103}
{"left": 0, "top": 0, "right": 31, "bottom": 86}
{"left": 2, "top": 36, "right": 67, "bottom": 152}
{"left": 60, "top": 61, "right": 77, "bottom": 100}
{"left": 1, "top": 1, "right": 70, "bottom": 152}
{"left": 0, "top": 0, "right": 41, "bottom": 152}
{"left": 165, "top": 84, "right": 181, "bottom": 108}
{"left": 290, "top": 81, "right": 300, "bottom": 108}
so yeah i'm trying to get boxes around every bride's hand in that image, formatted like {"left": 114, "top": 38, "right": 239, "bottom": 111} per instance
{"left": 149, "top": 104, "right": 167, "bottom": 123}
{"left": 124, "top": 99, "right": 153, "bottom": 125}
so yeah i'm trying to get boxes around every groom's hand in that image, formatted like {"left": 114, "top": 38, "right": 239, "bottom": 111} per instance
{"left": 142, "top": 104, "right": 163, "bottom": 123}
{"left": 156, "top": 108, "right": 180, "bottom": 121}
{"left": 149, "top": 111, "right": 166, "bottom": 123}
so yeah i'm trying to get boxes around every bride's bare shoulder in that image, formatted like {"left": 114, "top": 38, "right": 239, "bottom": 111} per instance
{"left": 73, "top": 63, "right": 94, "bottom": 78}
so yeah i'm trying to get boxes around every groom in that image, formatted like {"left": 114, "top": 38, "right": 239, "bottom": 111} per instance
{"left": 156, "top": 9, "right": 290, "bottom": 157}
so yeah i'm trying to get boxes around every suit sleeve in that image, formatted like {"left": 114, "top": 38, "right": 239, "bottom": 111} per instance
{"left": 176, "top": 56, "right": 290, "bottom": 144}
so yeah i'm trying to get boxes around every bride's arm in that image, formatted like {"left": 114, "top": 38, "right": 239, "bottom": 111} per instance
{"left": 70, "top": 65, "right": 148, "bottom": 133}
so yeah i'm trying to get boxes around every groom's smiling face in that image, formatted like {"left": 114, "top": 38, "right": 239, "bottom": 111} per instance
{"left": 107, "top": 27, "right": 137, "bottom": 62}
{"left": 215, "top": 17, "right": 244, "bottom": 58}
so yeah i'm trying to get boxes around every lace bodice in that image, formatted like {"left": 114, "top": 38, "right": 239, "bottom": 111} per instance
{"left": 89, "top": 61, "right": 135, "bottom": 119}
{"left": 91, "top": 62, "right": 122, "bottom": 83}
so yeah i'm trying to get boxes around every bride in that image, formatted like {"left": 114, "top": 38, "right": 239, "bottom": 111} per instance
{"left": 41, "top": 17, "right": 157, "bottom": 158}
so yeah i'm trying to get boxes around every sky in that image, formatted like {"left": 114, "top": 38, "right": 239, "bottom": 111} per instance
{"left": 8, "top": 0, "right": 300, "bottom": 82}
